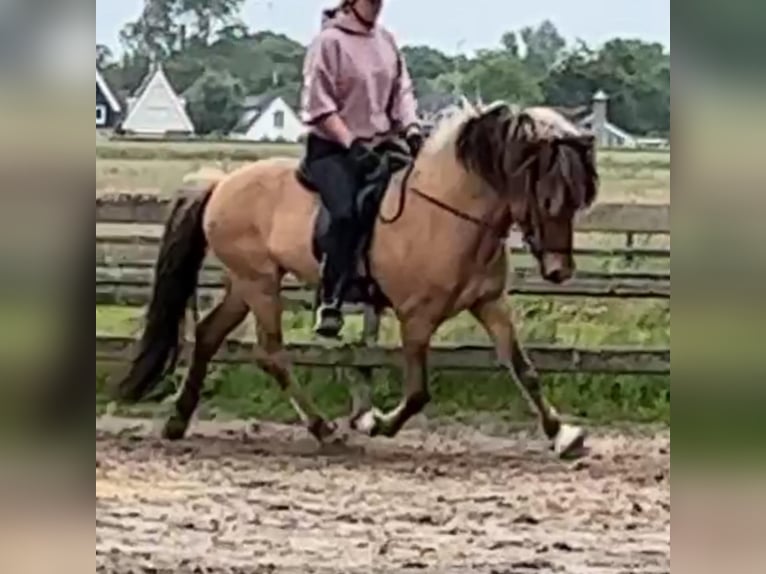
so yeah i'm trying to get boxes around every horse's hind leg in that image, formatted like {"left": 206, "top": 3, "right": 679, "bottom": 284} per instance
{"left": 163, "top": 287, "right": 249, "bottom": 440}
{"left": 242, "top": 279, "right": 338, "bottom": 442}
{"left": 471, "top": 299, "right": 586, "bottom": 458}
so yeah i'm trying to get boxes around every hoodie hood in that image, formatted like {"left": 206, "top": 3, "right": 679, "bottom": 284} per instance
{"left": 321, "top": 6, "right": 374, "bottom": 35}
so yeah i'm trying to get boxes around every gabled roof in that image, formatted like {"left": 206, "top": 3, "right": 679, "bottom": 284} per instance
{"left": 96, "top": 68, "right": 121, "bottom": 112}
{"left": 578, "top": 112, "right": 636, "bottom": 142}
{"left": 242, "top": 93, "right": 279, "bottom": 110}
{"left": 121, "top": 64, "right": 194, "bottom": 133}
{"left": 231, "top": 93, "right": 287, "bottom": 134}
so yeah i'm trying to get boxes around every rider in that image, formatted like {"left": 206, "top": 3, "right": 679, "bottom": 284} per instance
{"left": 300, "top": 0, "right": 424, "bottom": 338}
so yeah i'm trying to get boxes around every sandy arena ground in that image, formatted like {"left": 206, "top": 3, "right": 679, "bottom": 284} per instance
{"left": 96, "top": 417, "right": 670, "bottom": 574}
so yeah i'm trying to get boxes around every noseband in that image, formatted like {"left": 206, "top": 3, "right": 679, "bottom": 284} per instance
{"left": 518, "top": 141, "right": 575, "bottom": 258}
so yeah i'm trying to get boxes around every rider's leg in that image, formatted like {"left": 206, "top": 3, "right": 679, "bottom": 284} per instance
{"left": 304, "top": 139, "right": 360, "bottom": 338}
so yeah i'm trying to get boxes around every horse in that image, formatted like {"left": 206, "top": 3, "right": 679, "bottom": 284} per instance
{"left": 115, "top": 102, "right": 599, "bottom": 458}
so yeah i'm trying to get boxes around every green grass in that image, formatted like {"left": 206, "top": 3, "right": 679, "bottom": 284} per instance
{"left": 96, "top": 296, "right": 670, "bottom": 426}
{"left": 97, "top": 296, "right": 670, "bottom": 347}
{"left": 97, "top": 363, "right": 670, "bottom": 428}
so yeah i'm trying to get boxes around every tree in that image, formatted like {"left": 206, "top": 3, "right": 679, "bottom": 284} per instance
{"left": 119, "top": 0, "right": 246, "bottom": 61}
{"left": 178, "top": 0, "right": 245, "bottom": 47}
{"left": 401, "top": 46, "right": 453, "bottom": 80}
{"left": 501, "top": 32, "right": 520, "bottom": 57}
{"left": 184, "top": 68, "right": 245, "bottom": 134}
{"left": 519, "top": 20, "right": 566, "bottom": 79}
{"left": 96, "top": 44, "right": 113, "bottom": 69}
{"left": 119, "top": 0, "right": 180, "bottom": 61}
{"left": 463, "top": 49, "right": 542, "bottom": 105}
{"left": 543, "top": 39, "right": 670, "bottom": 135}
{"left": 101, "top": 16, "right": 670, "bottom": 137}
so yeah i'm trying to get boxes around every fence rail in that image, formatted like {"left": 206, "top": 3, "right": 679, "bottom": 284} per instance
{"left": 97, "top": 334, "right": 670, "bottom": 375}
{"left": 96, "top": 194, "right": 670, "bottom": 235}
{"left": 96, "top": 232, "right": 671, "bottom": 261}
{"left": 96, "top": 266, "right": 670, "bottom": 302}
{"left": 95, "top": 194, "right": 671, "bottom": 377}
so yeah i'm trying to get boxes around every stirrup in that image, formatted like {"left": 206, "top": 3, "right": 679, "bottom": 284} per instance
{"left": 314, "top": 303, "right": 344, "bottom": 339}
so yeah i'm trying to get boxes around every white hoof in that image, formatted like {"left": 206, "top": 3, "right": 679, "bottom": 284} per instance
{"left": 553, "top": 424, "right": 587, "bottom": 459}
{"left": 354, "top": 409, "right": 382, "bottom": 436}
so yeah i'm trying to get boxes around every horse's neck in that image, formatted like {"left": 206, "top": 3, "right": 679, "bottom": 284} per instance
{"left": 411, "top": 148, "right": 498, "bottom": 219}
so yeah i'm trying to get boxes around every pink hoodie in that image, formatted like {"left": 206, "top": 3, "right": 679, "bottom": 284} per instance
{"left": 300, "top": 9, "right": 419, "bottom": 142}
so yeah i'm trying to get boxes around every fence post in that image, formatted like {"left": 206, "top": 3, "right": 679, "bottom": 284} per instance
{"left": 362, "top": 304, "right": 381, "bottom": 347}
{"left": 625, "top": 232, "right": 636, "bottom": 266}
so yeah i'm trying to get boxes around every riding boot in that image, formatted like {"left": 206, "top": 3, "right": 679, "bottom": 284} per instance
{"left": 314, "top": 227, "right": 355, "bottom": 338}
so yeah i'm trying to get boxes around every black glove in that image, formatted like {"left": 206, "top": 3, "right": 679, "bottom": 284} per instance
{"left": 349, "top": 139, "right": 383, "bottom": 174}
{"left": 405, "top": 130, "right": 424, "bottom": 158}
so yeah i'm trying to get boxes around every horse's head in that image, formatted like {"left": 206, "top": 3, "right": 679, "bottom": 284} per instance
{"left": 455, "top": 103, "right": 599, "bottom": 283}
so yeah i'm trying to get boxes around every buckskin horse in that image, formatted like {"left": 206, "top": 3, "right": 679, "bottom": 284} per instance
{"left": 116, "top": 102, "right": 599, "bottom": 458}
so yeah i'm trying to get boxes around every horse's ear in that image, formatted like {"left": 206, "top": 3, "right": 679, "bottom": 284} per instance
{"left": 460, "top": 95, "right": 479, "bottom": 114}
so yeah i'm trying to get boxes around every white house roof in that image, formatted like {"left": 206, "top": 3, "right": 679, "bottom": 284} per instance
{"left": 593, "top": 89, "right": 609, "bottom": 102}
{"left": 96, "top": 68, "right": 121, "bottom": 112}
{"left": 232, "top": 94, "right": 292, "bottom": 134}
{"left": 121, "top": 64, "right": 194, "bottom": 134}
{"left": 578, "top": 112, "right": 636, "bottom": 142}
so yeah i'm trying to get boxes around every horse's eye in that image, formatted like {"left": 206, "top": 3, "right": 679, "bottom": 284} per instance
{"left": 543, "top": 197, "right": 553, "bottom": 213}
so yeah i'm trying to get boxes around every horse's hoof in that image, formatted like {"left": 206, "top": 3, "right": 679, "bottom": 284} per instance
{"left": 553, "top": 424, "right": 587, "bottom": 459}
{"left": 309, "top": 419, "right": 343, "bottom": 444}
{"left": 352, "top": 409, "right": 382, "bottom": 436}
{"left": 162, "top": 417, "right": 189, "bottom": 441}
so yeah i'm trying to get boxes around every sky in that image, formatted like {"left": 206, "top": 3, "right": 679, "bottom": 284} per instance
{"left": 96, "top": 0, "right": 670, "bottom": 56}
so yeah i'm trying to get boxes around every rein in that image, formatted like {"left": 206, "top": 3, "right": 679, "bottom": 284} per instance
{"left": 379, "top": 153, "right": 540, "bottom": 239}
{"left": 379, "top": 163, "right": 505, "bottom": 236}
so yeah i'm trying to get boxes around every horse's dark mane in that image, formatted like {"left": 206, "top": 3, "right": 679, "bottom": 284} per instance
{"left": 454, "top": 103, "right": 599, "bottom": 210}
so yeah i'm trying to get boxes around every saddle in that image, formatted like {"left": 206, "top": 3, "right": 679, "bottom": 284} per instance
{"left": 296, "top": 139, "right": 413, "bottom": 310}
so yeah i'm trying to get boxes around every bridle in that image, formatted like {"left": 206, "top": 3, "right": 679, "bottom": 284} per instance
{"left": 517, "top": 140, "right": 579, "bottom": 258}
{"left": 379, "top": 147, "right": 543, "bottom": 233}
{"left": 377, "top": 134, "right": 581, "bottom": 262}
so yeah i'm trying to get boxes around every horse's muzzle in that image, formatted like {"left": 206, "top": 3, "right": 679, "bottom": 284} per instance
{"left": 541, "top": 253, "right": 574, "bottom": 284}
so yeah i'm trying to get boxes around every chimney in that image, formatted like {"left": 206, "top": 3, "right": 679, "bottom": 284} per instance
{"left": 592, "top": 89, "right": 609, "bottom": 147}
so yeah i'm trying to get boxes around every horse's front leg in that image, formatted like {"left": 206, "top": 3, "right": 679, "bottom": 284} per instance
{"left": 471, "top": 299, "right": 587, "bottom": 458}
{"left": 344, "top": 305, "right": 380, "bottom": 427}
{"left": 354, "top": 320, "right": 432, "bottom": 438}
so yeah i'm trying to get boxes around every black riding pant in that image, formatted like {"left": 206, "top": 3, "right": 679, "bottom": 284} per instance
{"left": 304, "top": 134, "right": 362, "bottom": 305}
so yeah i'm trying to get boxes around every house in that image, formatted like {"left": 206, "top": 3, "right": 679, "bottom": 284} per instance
{"left": 120, "top": 64, "right": 195, "bottom": 136}
{"left": 577, "top": 90, "right": 638, "bottom": 149}
{"left": 230, "top": 94, "right": 305, "bottom": 142}
{"left": 96, "top": 68, "right": 121, "bottom": 129}
{"left": 578, "top": 112, "right": 638, "bottom": 148}
{"left": 636, "top": 136, "right": 670, "bottom": 150}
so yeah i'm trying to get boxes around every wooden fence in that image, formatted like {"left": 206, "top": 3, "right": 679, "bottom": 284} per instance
{"left": 97, "top": 193, "right": 671, "bottom": 234}
{"left": 95, "top": 194, "right": 671, "bottom": 375}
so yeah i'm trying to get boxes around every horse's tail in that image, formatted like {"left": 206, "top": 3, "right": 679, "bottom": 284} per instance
{"left": 116, "top": 183, "right": 215, "bottom": 403}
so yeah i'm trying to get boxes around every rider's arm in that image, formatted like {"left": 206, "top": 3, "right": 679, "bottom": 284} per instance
{"left": 316, "top": 114, "right": 354, "bottom": 148}
{"left": 301, "top": 33, "right": 354, "bottom": 148}
{"left": 384, "top": 31, "right": 420, "bottom": 137}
